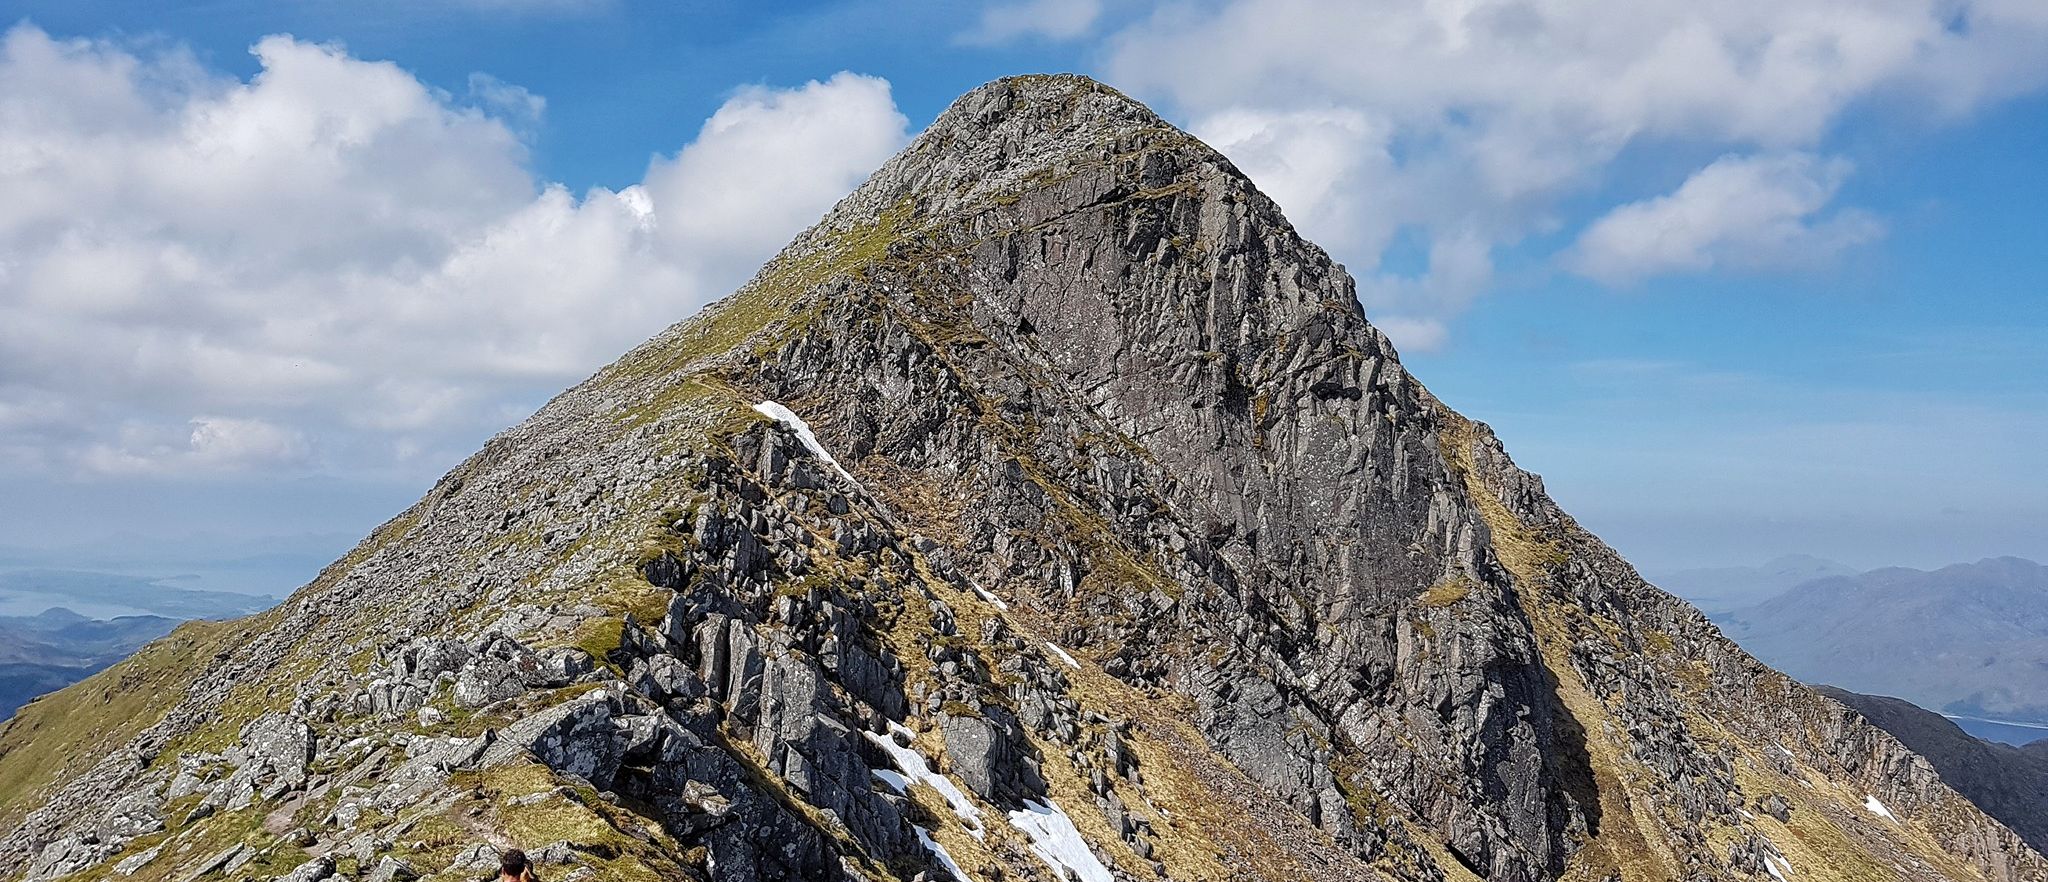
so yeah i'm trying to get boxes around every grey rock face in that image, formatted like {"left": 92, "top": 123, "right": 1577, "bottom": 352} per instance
{"left": 452, "top": 655, "right": 527, "bottom": 708}
{"left": 494, "top": 689, "right": 627, "bottom": 785}
{"left": 111, "top": 845, "right": 162, "bottom": 876}
{"left": 748, "top": 73, "right": 1571, "bottom": 881}
{"left": 230, "top": 713, "right": 316, "bottom": 787}
{"left": 940, "top": 707, "right": 1043, "bottom": 805}
{"left": 272, "top": 856, "right": 335, "bottom": 882}
{"left": 96, "top": 790, "right": 163, "bottom": 842}
{"left": 25, "top": 836, "right": 102, "bottom": 881}
{"left": 365, "top": 856, "right": 418, "bottom": 882}
{"left": 393, "top": 639, "right": 471, "bottom": 682}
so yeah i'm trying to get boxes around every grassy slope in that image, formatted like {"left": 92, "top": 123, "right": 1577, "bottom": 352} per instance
{"left": 0, "top": 617, "right": 246, "bottom": 829}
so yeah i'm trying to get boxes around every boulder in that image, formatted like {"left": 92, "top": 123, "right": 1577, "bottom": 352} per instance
{"left": 454, "top": 656, "right": 526, "bottom": 708}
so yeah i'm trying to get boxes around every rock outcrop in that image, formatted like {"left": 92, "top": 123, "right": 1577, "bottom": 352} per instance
{"left": 0, "top": 74, "right": 2039, "bottom": 882}
{"left": 1819, "top": 686, "right": 2048, "bottom": 855}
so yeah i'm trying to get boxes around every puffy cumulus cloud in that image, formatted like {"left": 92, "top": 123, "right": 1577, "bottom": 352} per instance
{"left": 0, "top": 25, "right": 909, "bottom": 478}
{"left": 1569, "top": 153, "right": 1883, "bottom": 285}
{"left": 642, "top": 74, "right": 909, "bottom": 275}
{"left": 81, "top": 418, "right": 314, "bottom": 476}
{"left": 961, "top": 0, "right": 1104, "bottom": 44}
{"left": 1193, "top": 108, "right": 1396, "bottom": 263}
{"left": 1104, "top": 0, "right": 2048, "bottom": 347}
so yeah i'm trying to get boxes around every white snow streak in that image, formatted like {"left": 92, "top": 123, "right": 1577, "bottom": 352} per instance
{"left": 870, "top": 768, "right": 910, "bottom": 793}
{"left": 1864, "top": 794, "right": 1896, "bottom": 821}
{"left": 915, "top": 826, "right": 971, "bottom": 882}
{"left": 1007, "top": 798, "right": 1115, "bottom": 882}
{"left": 973, "top": 584, "right": 1010, "bottom": 610}
{"left": 1044, "top": 641, "right": 1081, "bottom": 669}
{"left": 752, "top": 401, "right": 859, "bottom": 486}
{"left": 863, "top": 723, "right": 985, "bottom": 838}
{"left": 1764, "top": 854, "right": 1792, "bottom": 882}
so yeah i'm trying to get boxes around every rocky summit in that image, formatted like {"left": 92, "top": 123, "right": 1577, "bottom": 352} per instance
{"left": 0, "top": 74, "right": 2041, "bottom": 882}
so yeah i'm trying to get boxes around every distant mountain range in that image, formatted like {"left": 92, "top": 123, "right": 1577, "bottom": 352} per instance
{"left": 0, "top": 569, "right": 275, "bottom": 619}
{"left": 0, "top": 607, "right": 179, "bottom": 719}
{"left": 1711, "top": 557, "right": 2048, "bottom": 729}
{"left": 1654, "top": 553, "right": 1859, "bottom": 614}
{"left": 0, "top": 570, "right": 278, "bottom": 721}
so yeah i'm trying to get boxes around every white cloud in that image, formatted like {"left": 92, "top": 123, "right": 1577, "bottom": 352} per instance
{"left": 1569, "top": 153, "right": 1883, "bottom": 285}
{"left": 1193, "top": 107, "right": 1396, "bottom": 263}
{"left": 467, "top": 72, "right": 545, "bottom": 129}
{"left": 1104, "top": 0, "right": 2048, "bottom": 342}
{"left": 0, "top": 25, "right": 909, "bottom": 478}
{"left": 81, "top": 417, "right": 313, "bottom": 476}
{"left": 961, "top": 0, "right": 1104, "bottom": 44}
{"left": 643, "top": 73, "right": 909, "bottom": 274}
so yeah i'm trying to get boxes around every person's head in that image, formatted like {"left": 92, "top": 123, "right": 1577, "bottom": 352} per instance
{"left": 500, "top": 849, "right": 531, "bottom": 880}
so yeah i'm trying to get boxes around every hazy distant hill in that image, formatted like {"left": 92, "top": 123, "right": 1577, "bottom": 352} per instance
{"left": 1722, "top": 557, "right": 2048, "bottom": 723}
{"left": 0, "top": 608, "right": 178, "bottom": 719}
{"left": 0, "top": 572, "right": 273, "bottom": 719}
{"left": 0, "top": 665, "right": 78, "bottom": 722}
{"left": 1655, "top": 553, "right": 1858, "bottom": 613}
{"left": 0, "top": 569, "right": 273, "bottom": 619}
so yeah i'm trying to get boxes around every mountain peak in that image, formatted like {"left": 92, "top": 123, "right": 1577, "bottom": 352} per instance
{"left": 952, "top": 73, "right": 1159, "bottom": 130}
{"left": 3, "top": 76, "right": 2042, "bottom": 882}
{"left": 809, "top": 73, "right": 1232, "bottom": 242}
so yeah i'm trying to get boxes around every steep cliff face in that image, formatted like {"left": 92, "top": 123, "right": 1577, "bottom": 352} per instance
{"left": 0, "top": 75, "right": 2039, "bottom": 882}
{"left": 1816, "top": 687, "right": 2048, "bottom": 856}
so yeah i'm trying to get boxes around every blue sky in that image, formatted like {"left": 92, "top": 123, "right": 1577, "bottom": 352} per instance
{"left": 0, "top": 0, "right": 2043, "bottom": 592}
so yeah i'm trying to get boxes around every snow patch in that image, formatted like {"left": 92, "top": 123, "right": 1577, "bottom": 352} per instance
{"left": 752, "top": 401, "right": 860, "bottom": 486}
{"left": 1764, "top": 854, "right": 1791, "bottom": 881}
{"left": 973, "top": 584, "right": 1010, "bottom": 610}
{"left": 915, "top": 826, "right": 971, "bottom": 882}
{"left": 870, "top": 768, "right": 909, "bottom": 794}
{"left": 1007, "top": 798, "right": 1115, "bottom": 882}
{"left": 1864, "top": 794, "right": 1895, "bottom": 821}
{"left": 1044, "top": 641, "right": 1081, "bottom": 669}
{"left": 863, "top": 723, "right": 985, "bottom": 838}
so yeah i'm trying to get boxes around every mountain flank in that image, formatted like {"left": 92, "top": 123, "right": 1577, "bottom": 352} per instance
{"left": 0, "top": 74, "right": 2039, "bottom": 882}
{"left": 1817, "top": 687, "right": 2048, "bottom": 855}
